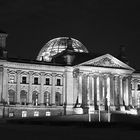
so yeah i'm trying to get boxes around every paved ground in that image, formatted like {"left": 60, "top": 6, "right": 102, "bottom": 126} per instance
{"left": 1, "top": 113, "right": 140, "bottom": 140}
{"left": 0, "top": 123, "right": 140, "bottom": 140}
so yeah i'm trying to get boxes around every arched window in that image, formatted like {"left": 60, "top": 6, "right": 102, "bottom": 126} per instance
{"left": 20, "top": 90, "right": 27, "bottom": 105}
{"left": 8, "top": 89, "right": 16, "bottom": 105}
{"left": 32, "top": 91, "right": 38, "bottom": 106}
{"left": 55, "top": 92, "right": 62, "bottom": 106}
{"left": 44, "top": 91, "right": 50, "bottom": 106}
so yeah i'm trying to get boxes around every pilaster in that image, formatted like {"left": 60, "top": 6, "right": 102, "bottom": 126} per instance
{"left": 40, "top": 72, "right": 45, "bottom": 106}
{"left": 16, "top": 70, "right": 21, "bottom": 104}
{"left": 28, "top": 71, "right": 33, "bottom": 105}
{"left": 51, "top": 73, "right": 56, "bottom": 105}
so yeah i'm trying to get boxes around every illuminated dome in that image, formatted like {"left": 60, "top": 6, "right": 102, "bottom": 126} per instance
{"left": 37, "top": 37, "right": 88, "bottom": 62}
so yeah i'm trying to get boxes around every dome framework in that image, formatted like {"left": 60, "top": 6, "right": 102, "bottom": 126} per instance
{"left": 37, "top": 37, "right": 88, "bottom": 62}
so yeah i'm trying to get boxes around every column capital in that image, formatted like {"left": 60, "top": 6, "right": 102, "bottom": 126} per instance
{"left": 16, "top": 70, "right": 22, "bottom": 75}
{"left": 28, "top": 71, "right": 34, "bottom": 75}
{"left": 51, "top": 72, "right": 57, "bottom": 77}
{"left": 40, "top": 72, "right": 45, "bottom": 76}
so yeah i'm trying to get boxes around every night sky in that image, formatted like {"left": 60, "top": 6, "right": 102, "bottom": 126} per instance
{"left": 0, "top": 0, "right": 140, "bottom": 69}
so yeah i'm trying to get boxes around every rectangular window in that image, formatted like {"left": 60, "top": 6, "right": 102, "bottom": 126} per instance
{"left": 138, "top": 84, "right": 140, "bottom": 90}
{"left": 56, "top": 79, "right": 61, "bottom": 86}
{"left": 34, "top": 77, "right": 38, "bottom": 84}
{"left": 22, "top": 111, "right": 27, "bottom": 117}
{"left": 22, "top": 76, "right": 27, "bottom": 84}
{"left": 46, "top": 78, "right": 50, "bottom": 85}
{"left": 34, "top": 111, "right": 39, "bottom": 117}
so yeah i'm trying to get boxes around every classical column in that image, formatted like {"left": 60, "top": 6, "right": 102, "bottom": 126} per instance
{"left": 128, "top": 76, "right": 132, "bottom": 106}
{"left": 87, "top": 75, "right": 90, "bottom": 107}
{"left": 110, "top": 74, "right": 114, "bottom": 107}
{"left": 124, "top": 77, "right": 129, "bottom": 106}
{"left": 0, "top": 67, "right": 3, "bottom": 103}
{"left": 103, "top": 75, "right": 107, "bottom": 109}
{"left": 107, "top": 75, "right": 111, "bottom": 105}
{"left": 119, "top": 76, "right": 123, "bottom": 106}
{"left": 99, "top": 75, "right": 104, "bottom": 110}
{"left": 51, "top": 73, "right": 56, "bottom": 105}
{"left": 114, "top": 75, "right": 119, "bottom": 107}
{"left": 89, "top": 74, "right": 93, "bottom": 106}
{"left": 91, "top": 75, "right": 94, "bottom": 106}
{"left": 40, "top": 72, "right": 45, "bottom": 106}
{"left": 16, "top": 70, "right": 21, "bottom": 104}
{"left": 28, "top": 71, "right": 33, "bottom": 105}
{"left": 2, "top": 68, "right": 8, "bottom": 103}
{"left": 96, "top": 75, "right": 100, "bottom": 109}
{"left": 64, "top": 67, "right": 74, "bottom": 114}
{"left": 62, "top": 74, "right": 65, "bottom": 105}
{"left": 73, "top": 72, "right": 78, "bottom": 106}
{"left": 134, "top": 80, "right": 137, "bottom": 107}
{"left": 78, "top": 72, "right": 83, "bottom": 105}
{"left": 82, "top": 74, "right": 88, "bottom": 107}
{"left": 94, "top": 75, "right": 97, "bottom": 109}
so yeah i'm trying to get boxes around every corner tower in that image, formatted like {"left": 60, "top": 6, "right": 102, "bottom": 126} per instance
{"left": 0, "top": 30, "right": 8, "bottom": 59}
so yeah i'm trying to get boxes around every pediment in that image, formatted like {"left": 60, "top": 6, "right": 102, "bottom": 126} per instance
{"left": 78, "top": 54, "right": 134, "bottom": 71}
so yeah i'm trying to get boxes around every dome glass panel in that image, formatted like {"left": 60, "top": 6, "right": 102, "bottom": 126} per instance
{"left": 37, "top": 37, "right": 88, "bottom": 62}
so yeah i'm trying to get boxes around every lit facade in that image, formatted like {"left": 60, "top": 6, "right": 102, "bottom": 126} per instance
{"left": 0, "top": 32, "right": 140, "bottom": 118}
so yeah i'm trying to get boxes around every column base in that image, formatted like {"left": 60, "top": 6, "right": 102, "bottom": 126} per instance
{"left": 110, "top": 106, "right": 116, "bottom": 111}
{"left": 39, "top": 103, "right": 45, "bottom": 107}
{"left": 65, "top": 105, "right": 74, "bottom": 115}
{"left": 28, "top": 103, "right": 33, "bottom": 107}
{"left": 74, "top": 107, "right": 83, "bottom": 114}
{"left": 119, "top": 105, "right": 125, "bottom": 111}
{"left": 100, "top": 105, "right": 105, "bottom": 111}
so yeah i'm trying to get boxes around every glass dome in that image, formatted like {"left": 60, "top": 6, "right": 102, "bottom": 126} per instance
{"left": 37, "top": 37, "right": 88, "bottom": 62}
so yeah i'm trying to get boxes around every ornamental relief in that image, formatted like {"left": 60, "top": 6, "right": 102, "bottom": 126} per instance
{"left": 20, "top": 71, "right": 28, "bottom": 75}
{"left": 8, "top": 85, "right": 16, "bottom": 91}
{"left": 20, "top": 85, "right": 28, "bottom": 92}
{"left": 32, "top": 85, "right": 40, "bottom": 93}
{"left": 89, "top": 57, "right": 122, "bottom": 68}
{"left": 43, "top": 87, "right": 51, "bottom": 93}
{"left": 7, "top": 69, "right": 16, "bottom": 74}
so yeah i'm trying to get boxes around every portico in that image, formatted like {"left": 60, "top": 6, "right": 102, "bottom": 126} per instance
{"left": 73, "top": 54, "right": 134, "bottom": 113}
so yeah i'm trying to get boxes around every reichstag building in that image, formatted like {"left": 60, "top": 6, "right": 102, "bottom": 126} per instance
{"left": 0, "top": 31, "right": 139, "bottom": 118}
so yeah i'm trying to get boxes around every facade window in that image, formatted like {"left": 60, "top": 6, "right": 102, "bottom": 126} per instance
{"left": 8, "top": 89, "right": 16, "bottom": 105}
{"left": 20, "top": 90, "right": 27, "bottom": 105}
{"left": 22, "top": 111, "right": 27, "bottom": 117}
{"left": 34, "top": 77, "right": 38, "bottom": 84}
{"left": 34, "top": 111, "right": 39, "bottom": 117}
{"left": 56, "top": 79, "right": 61, "bottom": 86}
{"left": 22, "top": 76, "right": 27, "bottom": 84}
{"left": 45, "top": 78, "right": 50, "bottom": 85}
{"left": 44, "top": 92, "right": 50, "bottom": 106}
{"left": 138, "top": 84, "right": 140, "bottom": 90}
{"left": 9, "top": 75, "right": 15, "bottom": 83}
{"left": 55, "top": 92, "right": 62, "bottom": 106}
{"left": 32, "top": 91, "right": 38, "bottom": 106}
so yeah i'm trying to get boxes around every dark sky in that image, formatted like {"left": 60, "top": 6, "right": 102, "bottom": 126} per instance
{"left": 0, "top": 0, "right": 140, "bottom": 69}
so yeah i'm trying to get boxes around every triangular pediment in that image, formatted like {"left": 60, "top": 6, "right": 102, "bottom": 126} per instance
{"left": 77, "top": 54, "right": 134, "bottom": 71}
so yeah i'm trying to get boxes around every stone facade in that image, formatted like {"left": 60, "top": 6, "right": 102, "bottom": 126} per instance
{"left": 0, "top": 33, "right": 140, "bottom": 118}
